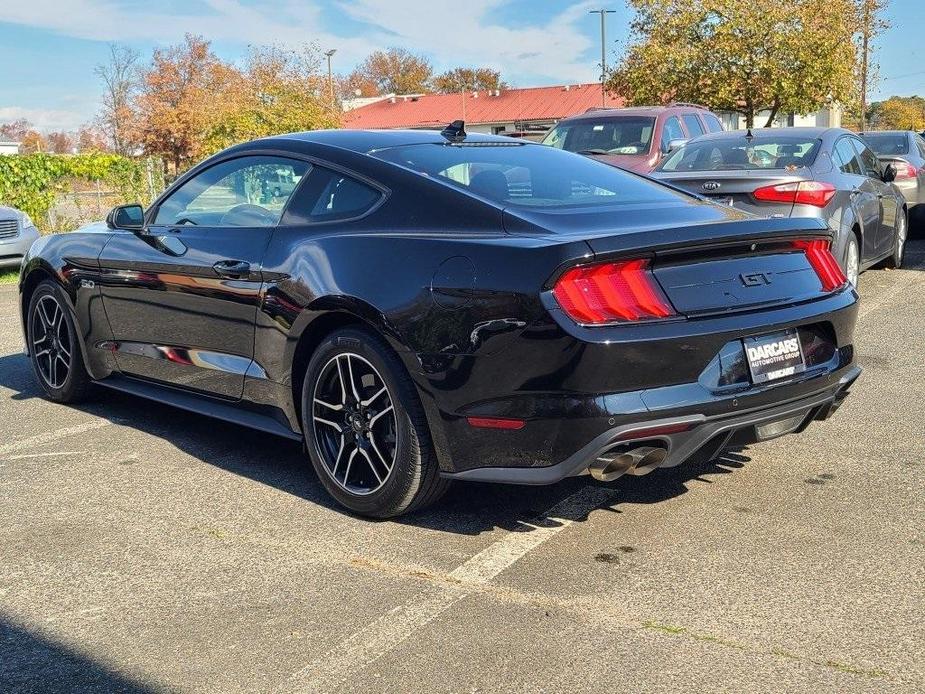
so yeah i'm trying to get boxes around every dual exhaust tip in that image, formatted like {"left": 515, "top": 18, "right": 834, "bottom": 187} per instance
{"left": 588, "top": 445, "right": 669, "bottom": 483}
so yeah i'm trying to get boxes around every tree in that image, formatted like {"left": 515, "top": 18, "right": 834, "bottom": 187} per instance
{"left": 856, "top": 0, "right": 890, "bottom": 131}
{"left": 46, "top": 131, "right": 75, "bottom": 154}
{"left": 432, "top": 67, "right": 506, "bottom": 93}
{"left": 608, "top": 0, "right": 858, "bottom": 128}
{"left": 0, "top": 119, "right": 32, "bottom": 142}
{"left": 204, "top": 45, "right": 341, "bottom": 153}
{"left": 19, "top": 131, "right": 47, "bottom": 154}
{"left": 347, "top": 48, "right": 433, "bottom": 95}
{"left": 76, "top": 125, "right": 110, "bottom": 152}
{"left": 867, "top": 96, "right": 925, "bottom": 131}
{"left": 94, "top": 43, "right": 141, "bottom": 155}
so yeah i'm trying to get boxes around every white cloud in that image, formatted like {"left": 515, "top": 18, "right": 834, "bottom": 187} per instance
{"left": 0, "top": 0, "right": 600, "bottom": 85}
{"left": 0, "top": 106, "right": 88, "bottom": 132}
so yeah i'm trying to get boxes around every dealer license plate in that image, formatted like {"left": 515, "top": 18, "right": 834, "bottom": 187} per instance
{"left": 744, "top": 329, "right": 806, "bottom": 384}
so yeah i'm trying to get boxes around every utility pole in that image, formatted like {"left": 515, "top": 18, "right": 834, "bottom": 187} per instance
{"left": 324, "top": 49, "right": 337, "bottom": 107}
{"left": 589, "top": 9, "right": 615, "bottom": 108}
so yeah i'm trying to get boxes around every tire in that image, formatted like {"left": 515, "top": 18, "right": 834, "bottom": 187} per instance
{"left": 27, "top": 280, "right": 93, "bottom": 403}
{"left": 301, "top": 327, "right": 449, "bottom": 518}
{"left": 883, "top": 208, "right": 907, "bottom": 269}
{"left": 844, "top": 234, "right": 860, "bottom": 288}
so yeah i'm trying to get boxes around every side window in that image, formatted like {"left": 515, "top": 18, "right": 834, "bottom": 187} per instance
{"left": 833, "top": 138, "right": 862, "bottom": 176}
{"left": 702, "top": 113, "right": 724, "bottom": 133}
{"left": 154, "top": 156, "right": 309, "bottom": 227}
{"left": 283, "top": 166, "right": 382, "bottom": 224}
{"left": 660, "top": 116, "right": 685, "bottom": 151}
{"left": 915, "top": 136, "right": 925, "bottom": 159}
{"left": 681, "top": 114, "right": 705, "bottom": 137}
{"left": 850, "top": 138, "right": 882, "bottom": 179}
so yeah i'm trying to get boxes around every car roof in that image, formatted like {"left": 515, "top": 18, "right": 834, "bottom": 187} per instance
{"left": 558, "top": 105, "right": 712, "bottom": 122}
{"left": 267, "top": 128, "right": 515, "bottom": 154}
{"left": 859, "top": 130, "right": 914, "bottom": 136}
{"left": 688, "top": 127, "right": 840, "bottom": 142}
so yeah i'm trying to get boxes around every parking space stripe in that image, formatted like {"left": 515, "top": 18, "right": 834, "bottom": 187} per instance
{"left": 286, "top": 485, "right": 616, "bottom": 693}
{"left": 0, "top": 420, "right": 111, "bottom": 457}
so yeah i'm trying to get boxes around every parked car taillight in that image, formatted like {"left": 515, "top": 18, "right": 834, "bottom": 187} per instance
{"left": 893, "top": 161, "right": 920, "bottom": 179}
{"left": 791, "top": 239, "right": 847, "bottom": 292}
{"left": 552, "top": 259, "right": 677, "bottom": 324}
{"left": 753, "top": 181, "right": 836, "bottom": 208}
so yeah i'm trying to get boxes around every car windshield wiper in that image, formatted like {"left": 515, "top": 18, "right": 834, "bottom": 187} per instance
{"left": 576, "top": 149, "right": 610, "bottom": 155}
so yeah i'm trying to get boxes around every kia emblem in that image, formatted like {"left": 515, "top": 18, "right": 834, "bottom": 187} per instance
{"left": 702, "top": 181, "right": 721, "bottom": 191}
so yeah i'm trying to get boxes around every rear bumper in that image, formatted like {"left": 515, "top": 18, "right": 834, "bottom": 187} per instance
{"left": 443, "top": 365, "right": 860, "bottom": 484}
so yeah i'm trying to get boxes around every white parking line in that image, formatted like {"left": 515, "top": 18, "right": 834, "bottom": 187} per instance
{"left": 286, "top": 485, "right": 616, "bottom": 693}
{"left": 0, "top": 420, "right": 111, "bottom": 457}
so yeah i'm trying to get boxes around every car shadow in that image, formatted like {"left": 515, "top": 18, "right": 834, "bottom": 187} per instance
{"left": 0, "top": 615, "right": 157, "bottom": 693}
{"left": 0, "top": 351, "right": 751, "bottom": 536}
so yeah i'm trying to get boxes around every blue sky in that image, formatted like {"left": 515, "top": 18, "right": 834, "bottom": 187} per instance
{"left": 0, "top": 0, "right": 922, "bottom": 132}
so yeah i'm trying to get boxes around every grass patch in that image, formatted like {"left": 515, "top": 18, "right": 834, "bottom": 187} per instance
{"left": 0, "top": 270, "right": 19, "bottom": 285}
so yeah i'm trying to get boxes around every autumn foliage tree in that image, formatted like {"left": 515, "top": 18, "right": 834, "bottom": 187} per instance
{"left": 133, "top": 35, "right": 239, "bottom": 173}
{"left": 94, "top": 44, "right": 141, "bottom": 155}
{"left": 347, "top": 48, "right": 434, "bottom": 95}
{"left": 867, "top": 96, "right": 925, "bottom": 131}
{"left": 433, "top": 68, "right": 506, "bottom": 93}
{"left": 608, "top": 0, "right": 858, "bottom": 128}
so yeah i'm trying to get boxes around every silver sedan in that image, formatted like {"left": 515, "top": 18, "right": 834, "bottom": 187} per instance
{"left": 652, "top": 127, "right": 908, "bottom": 286}
{"left": 0, "top": 206, "right": 40, "bottom": 270}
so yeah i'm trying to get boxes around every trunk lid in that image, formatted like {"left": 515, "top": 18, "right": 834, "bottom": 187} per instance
{"left": 504, "top": 202, "right": 834, "bottom": 317}
{"left": 651, "top": 168, "right": 811, "bottom": 217}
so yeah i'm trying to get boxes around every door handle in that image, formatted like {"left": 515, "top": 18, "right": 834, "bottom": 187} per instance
{"left": 849, "top": 188, "right": 861, "bottom": 197}
{"left": 213, "top": 259, "right": 251, "bottom": 278}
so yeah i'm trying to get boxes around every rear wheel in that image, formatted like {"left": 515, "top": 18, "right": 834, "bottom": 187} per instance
{"left": 844, "top": 235, "right": 860, "bottom": 287}
{"left": 883, "top": 209, "right": 907, "bottom": 269}
{"left": 301, "top": 327, "right": 449, "bottom": 518}
{"left": 28, "top": 281, "right": 92, "bottom": 403}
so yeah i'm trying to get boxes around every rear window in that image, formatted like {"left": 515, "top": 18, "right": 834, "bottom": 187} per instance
{"left": 658, "top": 136, "right": 821, "bottom": 172}
{"left": 862, "top": 132, "right": 909, "bottom": 156}
{"left": 373, "top": 142, "right": 685, "bottom": 209}
{"left": 540, "top": 117, "right": 655, "bottom": 155}
{"left": 702, "top": 113, "right": 724, "bottom": 133}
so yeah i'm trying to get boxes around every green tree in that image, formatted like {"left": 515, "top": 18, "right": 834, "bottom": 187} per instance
{"left": 608, "top": 0, "right": 858, "bottom": 128}
{"left": 433, "top": 67, "right": 506, "bottom": 93}
{"left": 204, "top": 45, "right": 341, "bottom": 153}
{"left": 867, "top": 96, "right": 925, "bottom": 131}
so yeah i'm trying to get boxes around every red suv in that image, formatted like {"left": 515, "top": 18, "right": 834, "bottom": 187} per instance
{"left": 541, "top": 103, "right": 725, "bottom": 174}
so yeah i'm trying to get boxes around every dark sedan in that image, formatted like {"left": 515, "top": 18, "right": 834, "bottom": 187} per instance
{"left": 860, "top": 130, "right": 925, "bottom": 226}
{"left": 19, "top": 126, "right": 860, "bottom": 518}
{"left": 652, "top": 128, "right": 908, "bottom": 286}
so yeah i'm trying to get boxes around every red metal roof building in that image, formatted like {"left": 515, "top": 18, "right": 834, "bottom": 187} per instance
{"left": 342, "top": 84, "right": 624, "bottom": 137}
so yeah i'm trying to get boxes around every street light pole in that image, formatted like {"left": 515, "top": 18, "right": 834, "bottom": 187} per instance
{"left": 589, "top": 9, "right": 615, "bottom": 108}
{"left": 324, "top": 49, "right": 337, "bottom": 106}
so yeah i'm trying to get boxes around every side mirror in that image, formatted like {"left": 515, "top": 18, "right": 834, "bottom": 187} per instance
{"left": 106, "top": 203, "right": 145, "bottom": 230}
{"left": 665, "top": 138, "right": 689, "bottom": 153}
{"left": 882, "top": 163, "right": 897, "bottom": 183}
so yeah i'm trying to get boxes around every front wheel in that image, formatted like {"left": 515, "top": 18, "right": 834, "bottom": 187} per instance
{"left": 301, "top": 327, "right": 449, "bottom": 518}
{"left": 28, "top": 280, "right": 92, "bottom": 403}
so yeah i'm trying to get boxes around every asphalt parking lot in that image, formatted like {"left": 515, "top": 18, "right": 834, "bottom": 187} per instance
{"left": 1, "top": 241, "right": 924, "bottom": 694}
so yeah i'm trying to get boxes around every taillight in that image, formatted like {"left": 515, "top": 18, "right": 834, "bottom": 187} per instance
{"left": 791, "top": 239, "right": 846, "bottom": 291}
{"left": 753, "top": 181, "right": 836, "bottom": 208}
{"left": 552, "top": 259, "right": 676, "bottom": 324}
{"left": 893, "top": 161, "right": 919, "bottom": 179}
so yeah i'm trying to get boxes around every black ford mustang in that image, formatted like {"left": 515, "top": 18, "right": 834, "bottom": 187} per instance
{"left": 19, "top": 125, "right": 861, "bottom": 518}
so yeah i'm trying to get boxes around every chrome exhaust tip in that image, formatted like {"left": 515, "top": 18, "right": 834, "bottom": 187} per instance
{"left": 588, "top": 445, "right": 668, "bottom": 482}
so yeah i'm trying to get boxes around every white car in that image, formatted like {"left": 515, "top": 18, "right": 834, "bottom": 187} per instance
{"left": 0, "top": 206, "right": 40, "bottom": 270}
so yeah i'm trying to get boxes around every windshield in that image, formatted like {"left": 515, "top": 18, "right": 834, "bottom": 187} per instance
{"left": 373, "top": 142, "right": 685, "bottom": 209}
{"left": 862, "top": 132, "right": 909, "bottom": 156}
{"left": 541, "top": 117, "right": 656, "bottom": 156}
{"left": 658, "top": 136, "right": 821, "bottom": 171}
